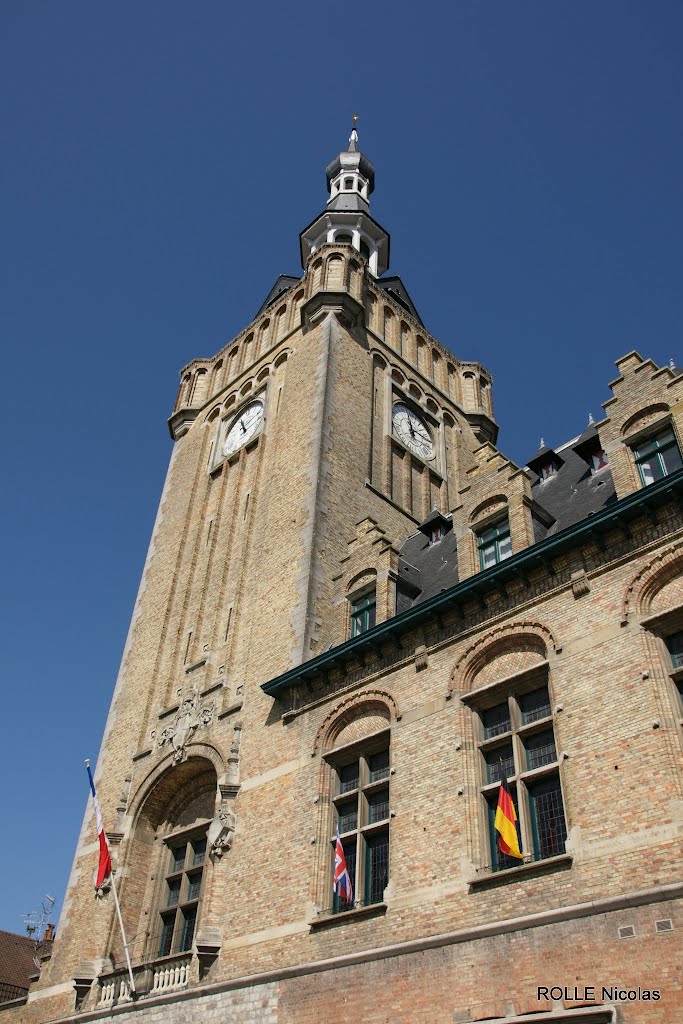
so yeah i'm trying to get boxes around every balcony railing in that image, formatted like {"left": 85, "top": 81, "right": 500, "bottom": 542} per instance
{"left": 97, "top": 951, "right": 191, "bottom": 1009}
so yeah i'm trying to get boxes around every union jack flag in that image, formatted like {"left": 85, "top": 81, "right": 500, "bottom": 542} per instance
{"left": 333, "top": 828, "right": 353, "bottom": 903}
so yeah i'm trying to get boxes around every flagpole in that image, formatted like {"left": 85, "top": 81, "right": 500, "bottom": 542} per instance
{"left": 85, "top": 760, "right": 136, "bottom": 998}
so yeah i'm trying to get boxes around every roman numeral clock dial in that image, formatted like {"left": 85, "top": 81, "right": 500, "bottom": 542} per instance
{"left": 392, "top": 402, "right": 435, "bottom": 460}
{"left": 223, "top": 400, "right": 264, "bottom": 456}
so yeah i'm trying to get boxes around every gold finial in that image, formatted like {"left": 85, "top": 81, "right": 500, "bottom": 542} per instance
{"left": 352, "top": 113, "right": 359, "bottom": 129}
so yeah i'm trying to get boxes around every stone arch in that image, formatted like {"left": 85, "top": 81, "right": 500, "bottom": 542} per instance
{"left": 256, "top": 366, "right": 270, "bottom": 384}
{"left": 621, "top": 403, "right": 670, "bottom": 438}
{"left": 310, "top": 258, "right": 323, "bottom": 294}
{"left": 204, "top": 405, "right": 221, "bottom": 425}
{"left": 425, "top": 397, "right": 439, "bottom": 415}
{"left": 273, "top": 349, "right": 290, "bottom": 369}
{"left": 290, "top": 289, "right": 305, "bottom": 330}
{"left": 274, "top": 305, "right": 288, "bottom": 343}
{"left": 408, "top": 382, "right": 423, "bottom": 402}
{"left": 448, "top": 620, "right": 560, "bottom": 698}
{"left": 325, "top": 254, "right": 345, "bottom": 289}
{"left": 391, "top": 367, "right": 405, "bottom": 387}
{"left": 621, "top": 540, "right": 683, "bottom": 624}
{"left": 313, "top": 690, "right": 400, "bottom": 756}
{"left": 115, "top": 751, "right": 221, "bottom": 963}
{"left": 470, "top": 494, "right": 509, "bottom": 525}
{"left": 346, "top": 567, "right": 377, "bottom": 594}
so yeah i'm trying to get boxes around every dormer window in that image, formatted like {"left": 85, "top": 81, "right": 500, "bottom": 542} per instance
{"left": 429, "top": 524, "right": 446, "bottom": 545}
{"left": 539, "top": 461, "right": 558, "bottom": 481}
{"left": 591, "top": 449, "right": 609, "bottom": 474}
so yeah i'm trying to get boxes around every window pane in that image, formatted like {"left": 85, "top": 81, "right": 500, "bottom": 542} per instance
{"left": 368, "top": 749, "right": 390, "bottom": 782}
{"left": 519, "top": 687, "right": 551, "bottom": 725}
{"left": 662, "top": 442, "right": 683, "bottom": 475}
{"left": 529, "top": 777, "right": 567, "bottom": 859}
{"left": 158, "top": 914, "right": 175, "bottom": 957}
{"left": 524, "top": 729, "right": 557, "bottom": 770}
{"left": 171, "top": 845, "right": 186, "bottom": 873}
{"left": 166, "top": 879, "right": 181, "bottom": 907}
{"left": 365, "top": 832, "right": 389, "bottom": 905}
{"left": 487, "top": 794, "right": 522, "bottom": 872}
{"left": 482, "top": 702, "right": 511, "bottom": 739}
{"left": 192, "top": 838, "right": 206, "bottom": 866}
{"left": 336, "top": 800, "right": 358, "bottom": 834}
{"left": 180, "top": 907, "right": 197, "bottom": 952}
{"left": 338, "top": 762, "right": 359, "bottom": 794}
{"left": 638, "top": 455, "right": 661, "bottom": 485}
{"left": 187, "top": 871, "right": 202, "bottom": 901}
{"left": 498, "top": 533, "right": 512, "bottom": 561}
{"left": 666, "top": 632, "right": 683, "bottom": 668}
{"left": 480, "top": 543, "right": 497, "bottom": 569}
{"left": 333, "top": 840, "right": 356, "bottom": 913}
{"left": 367, "top": 788, "right": 389, "bottom": 824}
{"left": 485, "top": 745, "right": 514, "bottom": 785}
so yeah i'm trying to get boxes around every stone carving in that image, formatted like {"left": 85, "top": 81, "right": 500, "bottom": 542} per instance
{"left": 207, "top": 807, "right": 236, "bottom": 859}
{"left": 158, "top": 694, "right": 214, "bottom": 763}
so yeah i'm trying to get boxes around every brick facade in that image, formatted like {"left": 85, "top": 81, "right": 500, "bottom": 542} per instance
{"left": 6, "top": 147, "right": 682, "bottom": 1024}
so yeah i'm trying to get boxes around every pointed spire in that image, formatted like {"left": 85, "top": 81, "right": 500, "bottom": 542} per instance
{"left": 540, "top": 437, "right": 545, "bottom": 449}
{"left": 588, "top": 412, "right": 595, "bottom": 425}
{"left": 348, "top": 114, "right": 359, "bottom": 152}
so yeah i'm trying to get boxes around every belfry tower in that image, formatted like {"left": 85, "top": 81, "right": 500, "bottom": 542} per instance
{"left": 14, "top": 128, "right": 682, "bottom": 1024}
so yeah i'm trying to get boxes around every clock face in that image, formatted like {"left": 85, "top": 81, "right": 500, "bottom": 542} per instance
{"left": 392, "top": 402, "right": 434, "bottom": 460}
{"left": 222, "top": 401, "right": 264, "bottom": 456}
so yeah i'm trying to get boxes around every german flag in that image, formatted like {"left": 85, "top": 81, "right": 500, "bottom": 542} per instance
{"left": 494, "top": 776, "right": 523, "bottom": 860}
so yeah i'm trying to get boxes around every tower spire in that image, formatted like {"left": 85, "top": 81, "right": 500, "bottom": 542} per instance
{"left": 299, "top": 122, "right": 390, "bottom": 277}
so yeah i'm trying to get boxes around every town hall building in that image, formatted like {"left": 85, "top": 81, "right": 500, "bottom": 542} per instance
{"left": 4, "top": 129, "right": 682, "bottom": 1024}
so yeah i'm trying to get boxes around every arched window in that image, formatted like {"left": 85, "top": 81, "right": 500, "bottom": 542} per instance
{"left": 359, "top": 239, "right": 370, "bottom": 261}
{"left": 344, "top": 177, "right": 353, "bottom": 190}
{"left": 318, "top": 702, "right": 392, "bottom": 916}
{"left": 335, "top": 232, "right": 353, "bottom": 245}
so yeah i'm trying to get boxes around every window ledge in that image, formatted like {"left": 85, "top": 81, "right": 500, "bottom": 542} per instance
{"left": 310, "top": 902, "right": 387, "bottom": 929}
{"left": 468, "top": 853, "right": 573, "bottom": 889}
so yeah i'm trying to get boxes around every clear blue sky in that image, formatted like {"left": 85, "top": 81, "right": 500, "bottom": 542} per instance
{"left": 2, "top": 1, "right": 681, "bottom": 933}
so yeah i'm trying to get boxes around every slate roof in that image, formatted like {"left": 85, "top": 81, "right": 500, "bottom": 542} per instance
{"left": 254, "top": 275, "right": 301, "bottom": 319}
{"left": 0, "top": 930, "right": 35, "bottom": 1002}
{"left": 375, "top": 276, "right": 424, "bottom": 326}
{"left": 397, "top": 514, "right": 458, "bottom": 609}
{"left": 397, "top": 426, "right": 617, "bottom": 608}
{"left": 527, "top": 432, "right": 617, "bottom": 538}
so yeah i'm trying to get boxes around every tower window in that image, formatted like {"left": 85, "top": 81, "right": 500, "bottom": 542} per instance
{"left": 350, "top": 590, "right": 376, "bottom": 637}
{"left": 155, "top": 833, "right": 207, "bottom": 957}
{"left": 329, "top": 735, "right": 390, "bottom": 913}
{"left": 344, "top": 177, "right": 353, "bottom": 190}
{"left": 359, "top": 239, "right": 370, "bottom": 260}
{"left": 633, "top": 427, "right": 682, "bottom": 486}
{"left": 477, "top": 519, "right": 512, "bottom": 570}
{"left": 335, "top": 232, "right": 353, "bottom": 244}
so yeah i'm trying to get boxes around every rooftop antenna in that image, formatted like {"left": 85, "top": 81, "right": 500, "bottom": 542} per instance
{"left": 24, "top": 895, "right": 55, "bottom": 965}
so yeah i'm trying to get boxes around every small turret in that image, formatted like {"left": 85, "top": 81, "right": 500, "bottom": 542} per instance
{"left": 300, "top": 121, "right": 390, "bottom": 277}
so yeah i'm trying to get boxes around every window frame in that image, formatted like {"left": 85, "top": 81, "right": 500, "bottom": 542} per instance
{"left": 151, "top": 823, "right": 209, "bottom": 960}
{"left": 476, "top": 518, "right": 512, "bottom": 571}
{"left": 632, "top": 425, "right": 683, "bottom": 487}
{"left": 465, "top": 665, "right": 567, "bottom": 874}
{"left": 349, "top": 588, "right": 377, "bottom": 638}
{"left": 325, "top": 729, "right": 391, "bottom": 915}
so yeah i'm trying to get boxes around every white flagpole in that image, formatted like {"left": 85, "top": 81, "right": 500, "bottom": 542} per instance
{"left": 85, "top": 760, "right": 136, "bottom": 997}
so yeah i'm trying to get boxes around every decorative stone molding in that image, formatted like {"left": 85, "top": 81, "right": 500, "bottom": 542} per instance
{"left": 570, "top": 569, "right": 591, "bottom": 598}
{"left": 158, "top": 693, "right": 214, "bottom": 763}
{"left": 312, "top": 688, "right": 399, "bottom": 755}
{"left": 209, "top": 720, "right": 242, "bottom": 859}
{"left": 448, "top": 620, "right": 559, "bottom": 699}
{"left": 621, "top": 538, "right": 683, "bottom": 624}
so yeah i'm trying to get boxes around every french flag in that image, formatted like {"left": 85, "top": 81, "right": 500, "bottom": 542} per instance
{"left": 86, "top": 760, "right": 112, "bottom": 888}
{"left": 333, "top": 828, "right": 353, "bottom": 903}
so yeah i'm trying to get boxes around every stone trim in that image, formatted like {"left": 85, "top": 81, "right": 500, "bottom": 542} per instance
{"left": 41, "top": 882, "right": 681, "bottom": 1023}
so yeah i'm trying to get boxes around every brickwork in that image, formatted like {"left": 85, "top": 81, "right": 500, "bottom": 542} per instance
{"left": 11, "top": 214, "right": 683, "bottom": 1023}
